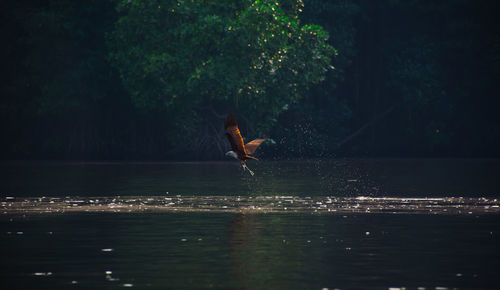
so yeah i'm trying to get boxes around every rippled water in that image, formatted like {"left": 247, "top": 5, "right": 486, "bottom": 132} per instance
{"left": 2, "top": 196, "right": 500, "bottom": 215}
{"left": 1, "top": 159, "right": 500, "bottom": 289}
{"left": 1, "top": 213, "right": 499, "bottom": 289}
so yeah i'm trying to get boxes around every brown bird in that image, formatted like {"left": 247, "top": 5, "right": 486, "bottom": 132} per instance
{"left": 224, "top": 114, "right": 266, "bottom": 176}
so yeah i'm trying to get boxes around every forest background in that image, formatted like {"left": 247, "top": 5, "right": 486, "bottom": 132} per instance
{"left": 1, "top": 0, "right": 499, "bottom": 160}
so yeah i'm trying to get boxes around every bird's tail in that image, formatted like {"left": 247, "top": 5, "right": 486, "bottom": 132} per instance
{"left": 245, "top": 155, "right": 259, "bottom": 161}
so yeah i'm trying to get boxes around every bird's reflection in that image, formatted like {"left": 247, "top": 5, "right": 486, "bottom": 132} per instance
{"left": 226, "top": 213, "right": 308, "bottom": 289}
{"left": 227, "top": 213, "right": 262, "bottom": 288}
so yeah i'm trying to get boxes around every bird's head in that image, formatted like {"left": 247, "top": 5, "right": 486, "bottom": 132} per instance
{"left": 225, "top": 151, "right": 238, "bottom": 160}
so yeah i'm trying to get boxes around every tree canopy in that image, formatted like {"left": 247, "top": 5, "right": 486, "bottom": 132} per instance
{"left": 109, "top": 0, "right": 335, "bottom": 155}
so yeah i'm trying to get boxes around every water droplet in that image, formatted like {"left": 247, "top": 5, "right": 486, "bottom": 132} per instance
{"left": 106, "top": 275, "right": 119, "bottom": 281}
{"left": 33, "top": 272, "right": 52, "bottom": 276}
{"left": 101, "top": 248, "right": 113, "bottom": 252}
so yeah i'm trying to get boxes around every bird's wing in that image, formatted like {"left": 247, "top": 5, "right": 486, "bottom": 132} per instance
{"left": 224, "top": 115, "right": 247, "bottom": 156}
{"left": 245, "top": 139, "right": 266, "bottom": 155}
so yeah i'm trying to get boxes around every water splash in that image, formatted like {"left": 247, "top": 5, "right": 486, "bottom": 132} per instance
{"left": 1, "top": 196, "right": 499, "bottom": 215}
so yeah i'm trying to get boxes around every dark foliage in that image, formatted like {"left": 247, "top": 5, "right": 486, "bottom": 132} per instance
{"left": 1, "top": 0, "right": 499, "bottom": 160}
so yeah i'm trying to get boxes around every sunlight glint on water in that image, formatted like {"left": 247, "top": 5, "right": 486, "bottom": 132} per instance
{"left": 1, "top": 160, "right": 499, "bottom": 289}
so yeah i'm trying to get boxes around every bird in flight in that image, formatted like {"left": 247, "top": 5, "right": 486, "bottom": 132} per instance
{"left": 224, "top": 114, "right": 266, "bottom": 176}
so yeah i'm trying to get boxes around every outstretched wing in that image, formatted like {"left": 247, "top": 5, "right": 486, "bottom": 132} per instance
{"left": 224, "top": 114, "right": 246, "bottom": 157}
{"left": 245, "top": 139, "right": 266, "bottom": 155}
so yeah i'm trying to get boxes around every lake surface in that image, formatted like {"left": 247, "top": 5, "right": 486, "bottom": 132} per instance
{"left": 1, "top": 159, "right": 500, "bottom": 289}
{"left": 1, "top": 159, "right": 500, "bottom": 197}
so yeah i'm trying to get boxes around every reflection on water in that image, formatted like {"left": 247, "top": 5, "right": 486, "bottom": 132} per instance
{"left": 1, "top": 159, "right": 500, "bottom": 197}
{"left": 2, "top": 196, "right": 500, "bottom": 215}
{"left": 1, "top": 159, "right": 500, "bottom": 289}
{"left": 1, "top": 213, "right": 499, "bottom": 289}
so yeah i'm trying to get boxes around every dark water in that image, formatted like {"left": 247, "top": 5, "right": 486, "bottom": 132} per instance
{"left": 1, "top": 159, "right": 500, "bottom": 289}
{"left": 1, "top": 213, "right": 499, "bottom": 289}
{"left": 1, "top": 159, "right": 500, "bottom": 196}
